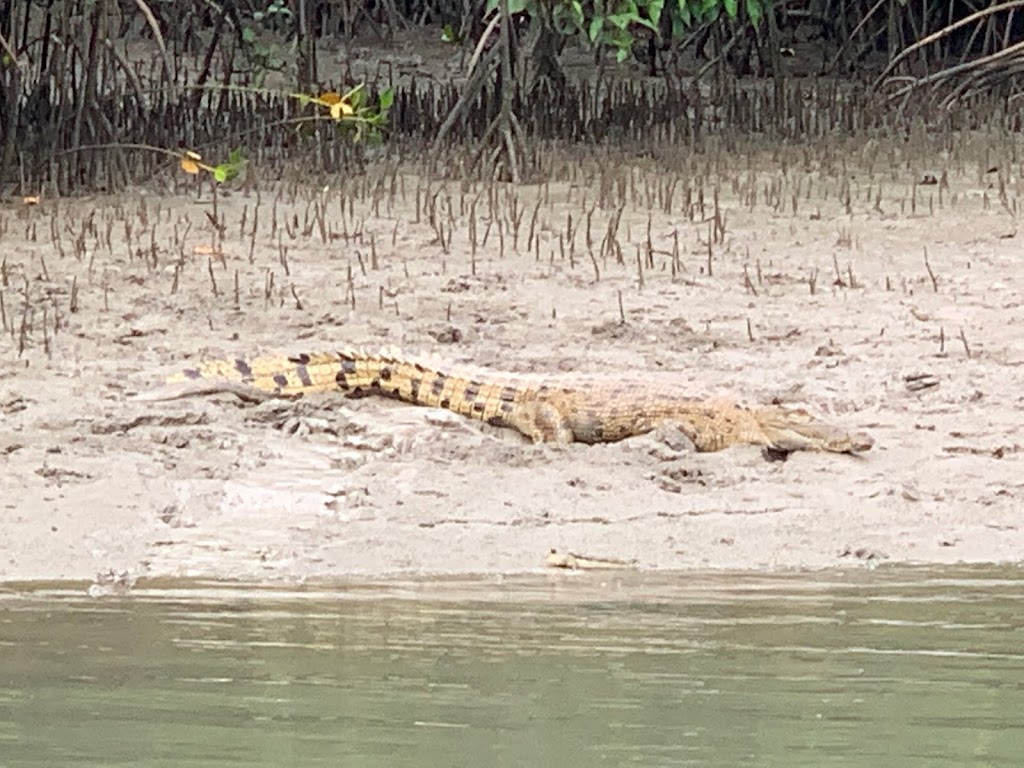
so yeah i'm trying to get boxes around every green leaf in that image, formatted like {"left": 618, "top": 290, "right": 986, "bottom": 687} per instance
{"left": 647, "top": 0, "right": 664, "bottom": 28}
{"left": 607, "top": 13, "right": 632, "bottom": 29}
{"left": 723, "top": 0, "right": 738, "bottom": 17}
{"left": 700, "top": 0, "right": 720, "bottom": 22}
{"left": 213, "top": 166, "right": 229, "bottom": 183}
{"left": 241, "top": 26, "right": 256, "bottom": 43}
{"left": 615, "top": 46, "right": 630, "bottom": 63}
{"left": 745, "top": 0, "right": 762, "bottom": 24}
{"left": 588, "top": 16, "right": 604, "bottom": 41}
{"left": 378, "top": 88, "right": 394, "bottom": 110}
{"left": 551, "top": 3, "right": 582, "bottom": 34}
{"left": 506, "top": 0, "right": 528, "bottom": 14}
{"left": 676, "top": 0, "right": 691, "bottom": 26}
{"left": 348, "top": 84, "right": 366, "bottom": 108}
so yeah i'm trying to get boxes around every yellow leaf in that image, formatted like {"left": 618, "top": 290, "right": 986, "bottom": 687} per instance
{"left": 180, "top": 156, "right": 201, "bottom": 175}
{"left": 329, "top": 100, "right": 354, "bottom": 120}
{"left": 22, "top": 195, "right": 41, "bottom": 205}
{"left": 319, "top": 91, "right": 342, "bottom": 105}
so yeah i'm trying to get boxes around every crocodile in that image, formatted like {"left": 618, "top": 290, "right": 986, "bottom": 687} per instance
{"left": 135, "top": 346, "right": 875, "bottom": 454}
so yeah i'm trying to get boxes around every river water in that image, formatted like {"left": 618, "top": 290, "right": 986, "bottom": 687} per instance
{"left": 2, "top": 566, "right": 1023, "bottom": 767}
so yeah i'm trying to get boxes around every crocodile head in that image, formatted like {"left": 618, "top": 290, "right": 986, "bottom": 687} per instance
{"left": 756, "top": 406, "right": 875, "bottom": 454}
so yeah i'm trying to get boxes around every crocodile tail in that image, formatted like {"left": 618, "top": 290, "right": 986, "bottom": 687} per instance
{"left": 329, "top": 348, "right": 532, "bottom": 424}
{"left": 149, "top": 347, "right": 533, "bottom": 428}
{"left": 161, "top": 351, "right": 344, "bottom": 397}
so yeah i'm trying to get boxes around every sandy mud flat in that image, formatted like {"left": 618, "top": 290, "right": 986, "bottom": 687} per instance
{"left": 1, "top": 148, "right": 1022, "bottom": 586}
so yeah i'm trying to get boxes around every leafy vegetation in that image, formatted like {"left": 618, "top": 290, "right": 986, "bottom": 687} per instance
{"left": 180, "top": 147, "right": 247, "bottom": 183}
{"left": 517, "top": 0, "right": 769, "bottom": 63}
{"left": 295, "top": 85, "right": 395, "bottom": 144}
{"left": 177, "top": 83, "right": 394, "bottom": 182}
{"left": 1, "top": 0, "right": 1023, "bottom": 191}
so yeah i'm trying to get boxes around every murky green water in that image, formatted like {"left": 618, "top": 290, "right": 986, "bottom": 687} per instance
{"left": 2, "top": 566, "right": 1023, "bottom": 767}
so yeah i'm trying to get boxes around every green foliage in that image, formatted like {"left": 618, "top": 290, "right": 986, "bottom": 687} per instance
{"left": 240, "top": 32, "right": 289, "bottom": 78}
{"left": 239, "top": 0, "right": 297, "bottom": 83}
{"left": 293, "top": 84, "right": 395, "bottom": 143}
{"left": 745, "top": 0, "right": 763, "bottom": 26}
{"left": 213, "top": 148, "right": 246, "bottom": 183}
{"left": 485, "top": 0, "right": 771, "bottom": 65}
{"left": 176, "top": 82, "right": 392, "bottom": 186}
{"left": 252, "top": 0, "right": 293, "bottom": 30}
{"left": 441, "top": 23, "right": 462, "bottom": 43}
{"left": 178, "top": 147, "right": 246, "bottom": 184}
